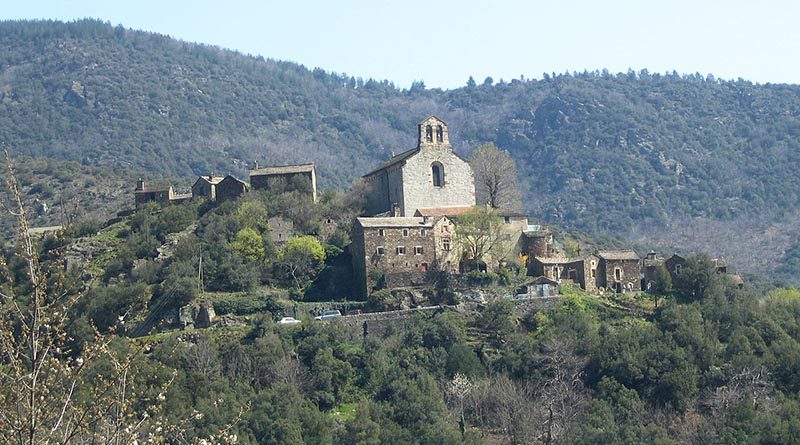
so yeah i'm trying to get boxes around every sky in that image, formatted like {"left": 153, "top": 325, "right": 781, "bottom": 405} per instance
{"left": 3, "top": 0, "right": 799, "bottom": 89}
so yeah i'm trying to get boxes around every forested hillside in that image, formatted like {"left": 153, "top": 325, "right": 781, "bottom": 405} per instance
{"left": 3, "top": 19, "right": 800, "bottom": 280}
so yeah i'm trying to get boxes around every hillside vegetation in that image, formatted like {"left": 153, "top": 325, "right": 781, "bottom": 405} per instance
{"left": 3, "top": 19, "right": 800, "bottom": 280}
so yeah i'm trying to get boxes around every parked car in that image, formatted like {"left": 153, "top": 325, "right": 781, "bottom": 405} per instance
{"left": 277, "top": 317, "right": 302, "bottom": 325}
{"left": 314, "top": 310, "right": 342, "bottom": 321}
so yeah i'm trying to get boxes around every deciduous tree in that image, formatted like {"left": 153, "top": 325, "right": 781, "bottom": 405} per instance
{"left": 469, "top": 142, "right": 522, "bottom": 211}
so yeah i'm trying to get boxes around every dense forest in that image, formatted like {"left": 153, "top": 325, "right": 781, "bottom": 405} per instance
{"left": 2, "top": 19, "right": 800, "bottom": 279}
{"left": 3, "top": 188, "right": 800, "bottom": 443}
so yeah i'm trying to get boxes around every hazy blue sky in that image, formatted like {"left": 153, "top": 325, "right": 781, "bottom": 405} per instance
{"left": 4, "top": 0, "right": 799, "bottom": 89}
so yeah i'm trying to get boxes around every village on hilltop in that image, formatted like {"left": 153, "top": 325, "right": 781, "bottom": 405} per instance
{"left": 133, "top": 116, "right": 744, "bottom": 301}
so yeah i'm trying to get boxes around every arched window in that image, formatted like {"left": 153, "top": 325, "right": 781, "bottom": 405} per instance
{"left": 431, "top": 162, "right": 444, "bottom": 187}
{"left": 425, "top": 125, "right": 433, "bottom": 142}
{"left": 436, "top": 125, "right": 444, "bottom": 142}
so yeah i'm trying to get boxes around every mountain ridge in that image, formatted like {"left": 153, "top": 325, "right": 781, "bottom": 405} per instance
{"left": 3, "top": 18, "right": 800, "bottom": 281}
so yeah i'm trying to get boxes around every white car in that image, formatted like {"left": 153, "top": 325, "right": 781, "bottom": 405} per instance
{"left": 277, "top": 317, "right": 302, "bottom": 325}
{"left": 314, "top": 310, "right": 342, "bottom": 321}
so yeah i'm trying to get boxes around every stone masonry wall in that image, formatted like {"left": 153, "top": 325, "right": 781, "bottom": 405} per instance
{"left": 362, "top": 225, "right": 437, "bottom": 292}
{"left": 400, "top": 146, "right": 475, "bottom": 216}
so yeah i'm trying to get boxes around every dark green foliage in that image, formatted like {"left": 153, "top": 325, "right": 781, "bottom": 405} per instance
{"left": 672, "top": 254, "right": 724, "bottom": 301}
{"left": 6, "top": 20, "right": 800, "bottom": 281}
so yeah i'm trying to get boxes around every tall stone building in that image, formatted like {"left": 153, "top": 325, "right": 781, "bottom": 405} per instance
{"left": 363, "top": 116, "right": 476, "bottom": 217}
{"left": 351, "top": 215, "right": 458, "bottom": 297}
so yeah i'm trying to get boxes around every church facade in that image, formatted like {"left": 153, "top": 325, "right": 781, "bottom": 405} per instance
{"left": 362, "top": 116, "right": 476, "bottom": 217}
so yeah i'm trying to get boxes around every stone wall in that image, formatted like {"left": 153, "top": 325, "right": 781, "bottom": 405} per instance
{"left": 364, "top": 171, "right": 390, "bottom": 216}
{"left": 362, "top": 225, "right": 437, "bottom": 289}
{"left": 216, "top": 177, "right": 247, "bottom": 202}
{"left": 400, "top": 146, "right": 475, "bottom": 216}
{"left": 601, "top": 259, "right": 641, "bottom": 291}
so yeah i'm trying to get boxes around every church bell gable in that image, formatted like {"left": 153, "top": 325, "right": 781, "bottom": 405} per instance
{"left": 417, "top": 116, "right": 450, "bottom": 149}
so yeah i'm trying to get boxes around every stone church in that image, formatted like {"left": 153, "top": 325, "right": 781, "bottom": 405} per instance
{"left": 362, "top": 116, "right": 476, "bottom": 217}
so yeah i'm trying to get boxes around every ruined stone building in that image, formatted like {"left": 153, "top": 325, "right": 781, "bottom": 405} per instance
{"left": 250, "top": 163, "right": 317, "bottom": 202}
{"left": 191, "top": 175, "right": 224, "bottom": 201}
{"left": 134, "top": 179, "right": 190, "bottom": 207}
{"left": 268, "top": 216, "right": 294, "bottom": 245}
{"left": 215, "top": 175, "right": 249, "bottom": 202}
{"left": 362, "top": 116, "right": 476, "bottom": 217}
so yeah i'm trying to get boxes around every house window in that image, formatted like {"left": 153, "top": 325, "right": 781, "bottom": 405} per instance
{"left": 431, "top": 163, "right": 444, "bottom": 187}
{"left": 420, "top": 229, "right": 427, "bottom": 237}
{"left": 414, "top": 246, "right": 423, "bottom": 255}
{"left": 425, "top": 125, "right": 433, "bottom": 142}
{"left": 442, "top": 239, "right": 451, "bottom": 251}
{"left": 378, "top": 229, "right": 385, "bottom": 237}
{"left": 504, "top": 216, "right": 511, "bottom": 223}
{"left": 615, "top": 267, "right": 622, "bottom": 281}
{"left": 402, "top": 228, "right": 409, "bottom": 237}
{"left": 376, "top": 246, "right": 385, "bottom": 255}
{"left": 591, "top": 268, "right": 596, "bottom": 278}
{"left": 396, "top": 246, "right": 406, "bottom": 255}
{"left": 675, "top": 264, "right": 682, "bottom": 275}
{"left": 436, "top": 125, "right": 443, "bottom": 142}
{"left": 421, "top": 262, "right": 429, "bottom": 272}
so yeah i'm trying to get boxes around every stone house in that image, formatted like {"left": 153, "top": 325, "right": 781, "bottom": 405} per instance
{"left": 351, "top": 216, "right": 457, "bottom": 297}
{"left": 216, "top": 175, "right": 249, "bottom": 202}
{"left": 526, "top": 250, "right": 641, "bottom": 293}
{"left": 250, "top": 163, "right": 317, "bottom": 202}
{"left": 597, "top": 250, "right": 641, "bottom": 292}
{"left": 134, "top": 179, "right": 190, "bottom": 207}
{"left": 363, "top": 116, "right": 476, "bottom": 217}
{"left": 528, "top": 256, "right": 587, "bottom": 287}
{"left": 191, "top": 175, "right": 224, "bottom": 201}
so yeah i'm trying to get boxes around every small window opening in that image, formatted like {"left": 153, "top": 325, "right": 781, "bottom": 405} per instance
{"left": 414, "top": 246, "right": 423, "bottom": 255}
{"left": 379, "top": 229, "right": 385, "bottom": 237}
{"left": 402, "top": 228, "right": 409, "bottom": 237}
{"left": 436, "top": 125, "right": 443, "bottom": 142}
{"left": 615, "top": 268, "right": 622, "bottom": 281}
{"left": 425, "top": 125, "right": 433, "bottom": 142}
{"left": 432, "top": 163, "right": 444, "bottom": 187}
{"left": 442, "top": 239, "right": 451, "bottom": 251}
{"left": 396, "top": 246, "right": 406, "bottom": 255}
{"left": 376, "top": 246, "right": 385, "bottom": 255}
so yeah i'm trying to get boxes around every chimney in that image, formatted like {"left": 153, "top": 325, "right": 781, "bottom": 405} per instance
{"left": 136, "top": 178, "right": 144, "bottom": 191}
{"left": 392, "top": 203, "right": 401, "bottom": 217}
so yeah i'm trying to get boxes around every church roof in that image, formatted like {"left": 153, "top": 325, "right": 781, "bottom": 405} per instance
{"left": 362, "top": 148, "right": 419, "bottom": 177}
